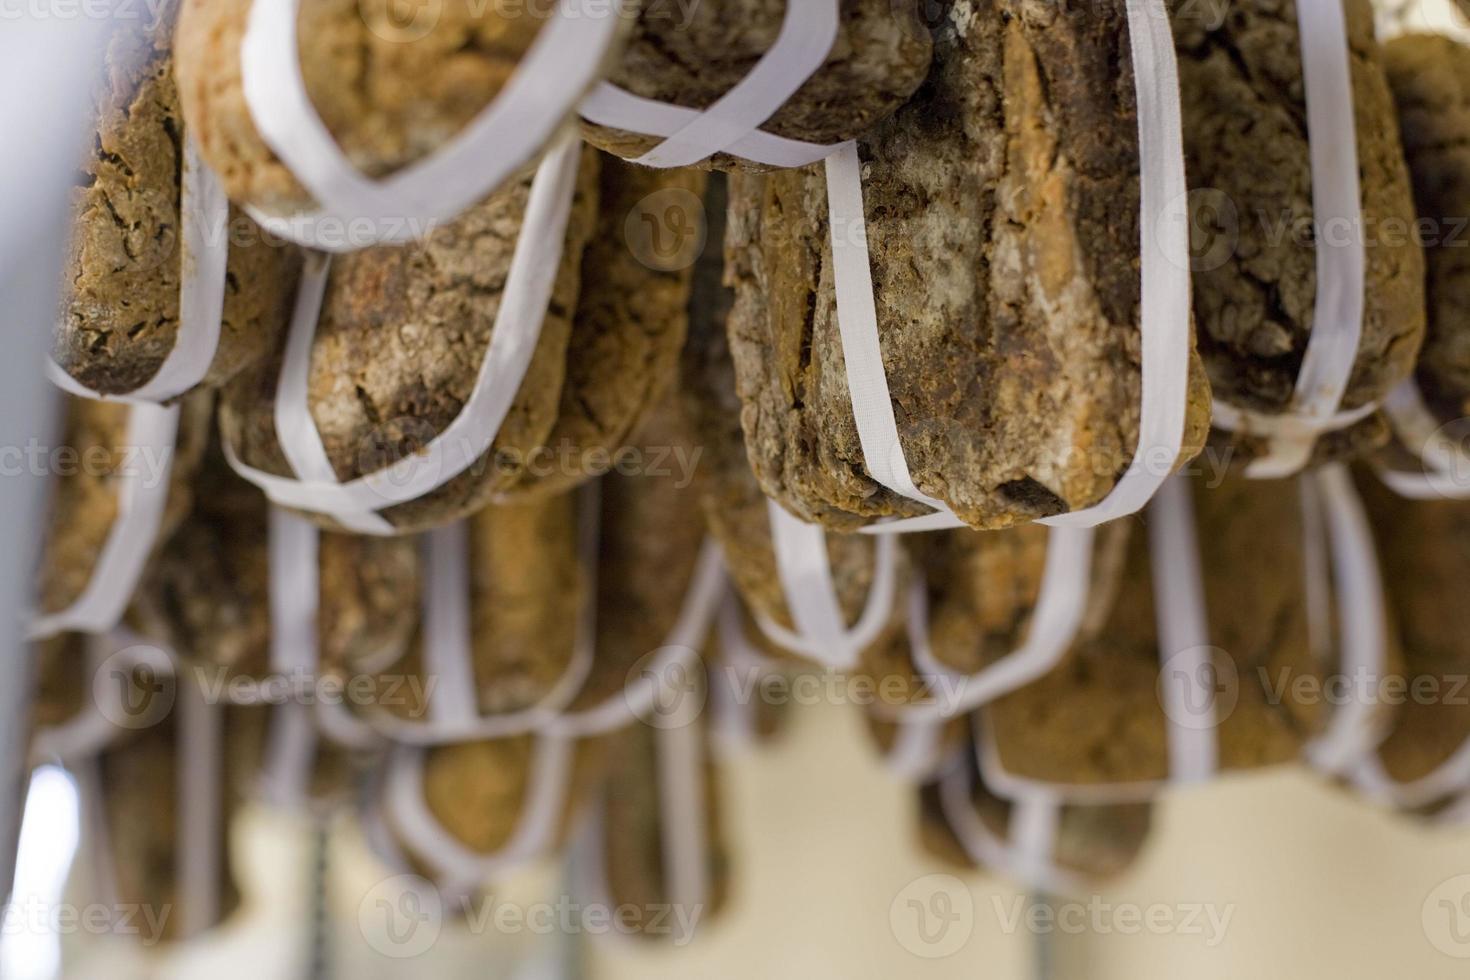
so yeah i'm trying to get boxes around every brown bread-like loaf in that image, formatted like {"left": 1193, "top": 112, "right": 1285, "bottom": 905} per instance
{"left": 93, "top": 699, "right": 247, "bottom": 943}
{"left": 1174, "top": 0, "right": 1424, "bottom": 462}
{"left": 498, "top": 157, "right": 706, "bottom": 497}
{"left": 37, "top": 393, "right": 211, "bottom": 619}
{"left": 60, "top": 8, "right": 300, "bottom": 396}
{"left": 1383, "top": 34, "right": 1470, "bottom": 423}
{"left": 129, "top": 442, "right": 420, "bottom": 685}
{"left": 582, "top": 0, "right": 932, "bottom": 169}
{"left": 917, "top": 764, "right": 1153, "bottom": 881}
{"left": 987, "top": 473, "right": 1325, "bottom": 784}
{"left": 681, "top": 175, "right": 902, "bottom": 662}
{"left": 726, "top": 0, "right": 1211, "bottom": 532}
{"left": 600, "top": 714, "right": 728, "bottom": 941}
{"left": 370, "top": 491, "right": 584, "bottom": 723}
{"left": 174, "top": 0, "right": 605, "bottom": 217}
{"left": 1355, "top": 471, "right": 1470, "bottom": 792}
{"left": 219, "top": 148, "right": 601, "bottom": 533}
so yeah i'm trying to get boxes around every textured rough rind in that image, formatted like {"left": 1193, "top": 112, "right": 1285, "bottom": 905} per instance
{"left": 499, "top": 158, "right": 705, "bottom": 497}
{"left": 1174, "top": 0, "right": 1424, "bottom": 430}
{"left": 219, "top": 150, "right": 601, "bottom": 533}
{"left": 726, "top": 0, "right": 1210, "bottom": 532}
{"left": 174, "top": 0, "right": 601, "bottom": 216}
{"left": 60, "top": 11, "right": 300, "bottom": 396}
{"left": 37, "top": 393, "right": 211, "bottom": 617}
{"left": 129, "top": 444, "right": 420, "bottom": 684}
{"left": 988, "top": 473, "right": 1325, "bottom": 784}
{"left": 582, "top": 0, "right": 932, "bottom": 169}
{"left": 1383, "top": 34, "right": 1470, "bottom": 422}
{"left": 1356, "top": 472, "right": 1470, "bottom": 788}
{"left": 680, "top": 183, "right": 903, "bottom": 659}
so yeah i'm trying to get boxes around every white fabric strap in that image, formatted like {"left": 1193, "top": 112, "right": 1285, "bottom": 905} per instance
{"left": 361, "top": 484, "right": 595, "bottom": 744}
{"left": 385, "top": 735, "right": 574, "bottom": 892}
{"left": 578, "top": 0, "right": 839, "bottom": 169}
{"left": 423, "top": 523, "right": 482, "bottom": 728}
{"left": 49, "top": 140, "right": 228, "bottom": 403}
{"left": 239, "top": 0, "right": 620, "bottom": 250}
{"left": 655, "top": 708, "right": 709, "bottom": 943}
{"left": 75, "top": 758, "right": 122, "bottom": 912}
{"left": 1305, "top": 465, "right": 1390, "bottom": 775}
{"left": 1148, "top": 476, "right": 1218, "bottom": 784}
{"left": 882, "top": 717, "right": 948, "bottom": 783}
{"left": 1209, "top": 0, "right": 1367, "bottom": 477}
{"left": 1378, "top": 380, "right": 1470, "bottom": 499}
{"left": 754, "top": 498, "right": 898, "bottom": 670}
{"left": 225, "top": 134, "right": 581, "bottom": 528}
{"left": 825, "top": 0, "right": 1192, "bottom": 531}
{"left": 176, "top": 672, "right": 223, "bottom": 939}
{"left": 709, "top": 593, "right": 792, "bottom": 756}
{"left": 937, "top": 757, "right": 1084, "bottom": 897}
{"left": 878, "top": 526, "right": 1096, "bottom": 724}
{"left": 29, "top": 402, "right": 181, "bottom": 640}
{"left": 578, "top": 87, "right": 834, "bottom": 170}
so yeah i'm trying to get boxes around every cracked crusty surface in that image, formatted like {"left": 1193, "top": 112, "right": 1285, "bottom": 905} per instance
{"left": 601, "top": 717, "right": 728, "bottom": 934}
{"left": 1174, "top": 0, "right": 1424, "bottom": 429}
{"left": 498, "top": 157, "right": 705, "bottom": 498}
{"left": 60, "top": 9, "right": 300, "bottom": 396}
{"left": 1383, "top": 34, "right": 1470, "bottom": 423}
{"left": 725, "top": 0, "right": 1211, "bottom": 532}
{"left": 38, "top": 393, "right": 211, "bottom": 617}
{"left": 373, "top": 491, "right": 584, "bottom": 721}
{"left": 680, "top": 178, "right": 905, "bottom": 661}
{"left": 175, "top": 0, "right": 587, "bottom": 215}
{"left": 129, "top": 442, "right": 420, "bottom": 682}
{"left": 1356, "top": 471, "right": 1470, "bottom": 786}
{"left": 988, "top": 473, "right": 1324, "bottom": 784}
{"left": 218, "top": 148, "right": 601, "bottom": 534}
{"left": 582, "top": 0, "right": 933, "bottom": 170}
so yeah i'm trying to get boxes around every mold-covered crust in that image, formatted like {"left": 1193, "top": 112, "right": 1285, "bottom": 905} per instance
{"left": 218, "top": 149, "right": 601, "bottom": 533}
{"left": 582, "top": 0, "right": 932, "bottom": 170}
{"left": 60, "top": 8, "right": 300, "bottom": 397}
{"left": 1174, "top": 0, "right": 1423, "bottom": 460}
{"left": 726, "top": 0, "right": 1210, "bottom": 532}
